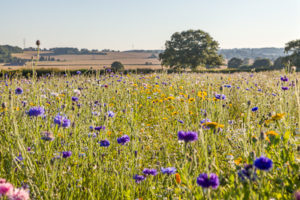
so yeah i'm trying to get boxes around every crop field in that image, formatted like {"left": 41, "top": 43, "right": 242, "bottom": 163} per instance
{"left": 7, "top": 51, "right": 162, "bottom": 70}
{"left": 0, "top": 71, "right": 299, "bottom": 199}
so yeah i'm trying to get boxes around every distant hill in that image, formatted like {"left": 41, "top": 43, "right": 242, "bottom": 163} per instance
{"left": 218, "top": 48, "right": 286, "bottom": 61}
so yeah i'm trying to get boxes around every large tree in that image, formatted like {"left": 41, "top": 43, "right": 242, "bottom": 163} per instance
{"left": 228, "top": 57, "right": 243, "bottom": 68}
{"left": 284, "top": 39, "right": 300, "bottom": 68}
{"left": 159, "top": 30, "right": 223, "bottom": 70}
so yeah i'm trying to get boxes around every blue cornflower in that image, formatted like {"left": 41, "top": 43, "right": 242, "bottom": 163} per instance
{"left": 28, "top": 107, "right": 45, "bottom": 117}
{"left": 133, "top": 175, "right": 145, "bottom": 183}
{"left": 161, "top": 167, "right": 176, "bottom": 175}
{"left": 254, "top": 156, "right": 273, "bottom": 171}
{"left": 280, "top": 76, "right": 288, "bottom": 82}
{"left": 238, "top": 164, "right": 257, "bottom": 181}
{"left": 76, "top": 71, "right": 81, "bottom": 75}
{"left": 95, "top": 126, "right": 105, "bottom": 131}
{"left": 108, "top": 111, "right": 115, "bottom": 118}
{"left": 117, "top": 135, "right": 130, "bottom": 145}
{"left": 177, "top": 120, "right": 184, "bottom": 124}
{"left": 15, "top": 87, "right": 23, "bottom": 95}
{"left": 215, "top": 94, "right": 226, "bottom": 100}
{"left": 197, "top": 173, "right": 219, "bottom": 189}
{"left": 72, "top": 96, "right": 79, "bottom": 102}
{"left": 282, "top": 87, "right": 289, "bottom": 91}
{"left": 143, "top": 168, "right": 158, "bottom": 176}
{"left": 251, "top": 107, "right": 258, "bottom": 112}
{"left": 54, "top": 115, "right": 71, "bottom": 128}
{"left": 99, "top": 139, "right": 110, "bottom": 147}
{"left": 62, "top": 151, "right": 72, "bottom": 158}
{"left": 178, "top": 131, "right": 198, "bottom": 142}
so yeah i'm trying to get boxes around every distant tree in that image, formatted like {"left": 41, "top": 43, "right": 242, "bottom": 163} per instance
{"left": 252, "top": 58, "right": 272, "bottom": 68}
{"left": 228, "top": 57, "right": 243, "bottom": 68}
{"left": 148, "top": 53, "right": 157, "bottom": 59}
{"left": 273, "top": 57, "right": 286, "bottom": 69}
{"left": 159, "top": 29, "right": 223, "bottom": 70}
{"left": 111, "top": 61, "right": 124, "bottom": 71}
{"left": 284, "top": 39, "right": 300, "bottom": 68}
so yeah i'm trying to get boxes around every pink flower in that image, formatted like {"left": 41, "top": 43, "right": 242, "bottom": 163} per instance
{"left": 0, "top": 182, "right": 14, "bottom": 196}
{"left": 7, "top": 188, "right": 30, "bottom": 200}
{"left": 0, "top": 179, "right": 6, "bottom": 183}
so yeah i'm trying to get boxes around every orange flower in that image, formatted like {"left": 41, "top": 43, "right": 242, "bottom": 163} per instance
{"left": 271, "top": 113, "right": 285, "bottom": 121}
{"left": 175, "top": 173, "right": 181, "bottom": 184}
{"left": 202, "top": 122, "right": 224, "bottom": 129}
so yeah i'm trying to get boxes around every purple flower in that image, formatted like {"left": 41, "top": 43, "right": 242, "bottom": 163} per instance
{"left": 108, "top": 111, "right": 115, "bottom": 118}
{"left": 15, "top": 87, "right": 23, "bottom": 95}
{"left": 215, "top": 94, "right": 226, "bottom": 100}
{"left": 281, "top": 87, "right": 289, "bottom": 91}
{"left": 254, "top": 156, "right": 273, "bottom": 171}
{"left": 54, "top": 115, "right": 71, "bottom": 128}
{"left": 177, "top": 120, "right": 184, "bottom": 124}
{"left": 41, "top": 131, "right": 54, "bottom": 141}
{"left": 62, "top": 151, "right": 72, "bottom": 158}
{"left": 95, "top": 126, "right": 105, "bottom": 131}
{"left": 133, "top": 175, "right": 145, "bottom": 183}
{"left": 117, "top": 135, "right": 130, "bottom": 145}
{"left": 251, "top": 107, "right": 258, "bottom": 112}
{"left": 76, "top": 71, "right": 81, "bottom": 75}
{"left": 72, "top": 96, "right": 79, "bottom": 102}
{"left": 161, "top": 167, "right": 176, "bottom": 175}
{"left": 197, "top": 173, "right": 219, "bottom": 189}
{"left": 238, "top": 164, "right": 257, "bottom": 181}
{"left": 28, "top": 107, "right": 45, "bottom": 117}
{"left": 280, "top": 76, "right": 288, "bottom": 82}
{"left": 200, "top": 119, "right": 211, "bottom": 124}
{"left": 99, "top": 139, "right": 110, "bottom": 147}
{"left": 142, "top": 168, "right": 157, "bottom": 176}
{"left": 178, "top": 131, "right": 198, "bottom": 142}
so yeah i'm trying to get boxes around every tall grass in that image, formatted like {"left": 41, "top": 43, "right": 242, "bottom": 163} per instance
{"left": 0, "top": 71, "right": 299, "bottom": 199}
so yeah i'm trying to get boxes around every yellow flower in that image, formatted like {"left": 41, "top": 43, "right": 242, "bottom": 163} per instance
{"left": 234, "top": 157, "right": 242, "bottom": 165}
{"left": 167, "top": 96, "right": 175, "bottom": 100}
{"left": 188, "top": 98, "right": 195, "bottom": 102}
{"left": 271, "top": 113, "right": 285, "bottom": 120}
{"left": 175, "top": 173, "right": 181, "bottom": 184}
{"left": 202, "top": 122, "right": 224, "bottom": 129}
{"left": 265, "top": 131, "right": 279, "bottom": 136}
{"left": 162, "top": 117, "right": 168, "bottom": 120}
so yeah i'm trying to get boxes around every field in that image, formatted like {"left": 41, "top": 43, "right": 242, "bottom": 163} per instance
{"left": 5, "top": 51, "right": 162, "bottom": 70}
{"left": 0, "top": 71, "right": 299, "bottom": 199}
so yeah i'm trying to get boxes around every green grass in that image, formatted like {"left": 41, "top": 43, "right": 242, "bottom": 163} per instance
{"left": 0, "top": 71, "right": 299, "bottom": 199}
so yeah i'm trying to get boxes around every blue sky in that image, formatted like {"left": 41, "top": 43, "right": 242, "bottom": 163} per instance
{"left": 0, "top": 0, "right": 299, "bottom": 50}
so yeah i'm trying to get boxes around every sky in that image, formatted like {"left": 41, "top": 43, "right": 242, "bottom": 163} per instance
{"left": 0, "top": 0, "right": 299, "bottom": 51}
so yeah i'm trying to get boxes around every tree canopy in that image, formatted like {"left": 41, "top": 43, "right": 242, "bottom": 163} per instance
{"left": 252, "top": 58, "right": 272, "bottom": 68}
{"left": 227, "top": 57, "right": 243, "bottom": 68}
{"left": 159, "top": 30, "right": 223, "bottom": 70}
{"left": 284, "top": 39, "right": 300, "bottom": 68}
{"left": 111, "top": 61, "right": 124, "bottom": 71}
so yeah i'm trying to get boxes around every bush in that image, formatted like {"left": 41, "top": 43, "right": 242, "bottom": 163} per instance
{"left": 228, "top": 57, "right": 243, "bottom": 68}
{"left": 111, "top": 61, "right": 124, "bottom": 71}
{"left": 252, "top": 58, "right": 272, "bottom": 68}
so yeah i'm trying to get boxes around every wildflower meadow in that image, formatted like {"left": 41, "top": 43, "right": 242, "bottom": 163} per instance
{"left": 0, "top": 71, "right": 299, "bottom": 199}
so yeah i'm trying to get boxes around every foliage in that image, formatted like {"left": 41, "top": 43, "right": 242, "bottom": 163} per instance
{"left": 159, "top": 30, "right": 223, "bottom": 70}
{"left": 0, "top": 45, "right": 26, "bottom": 65}
{"left": 49, "top": 47, "right": 107, "bottom": 55}
{"left": 284, "top": 39, "right": 300, "bottom": 68}
{"left": 111, "top": 61, "right": 124, "bottom": 71}
{"left": 228, "top": 57, "right": 243, "bottom": 68}
{"left": 252, "top": 58, "right": 272, "bottom": 68}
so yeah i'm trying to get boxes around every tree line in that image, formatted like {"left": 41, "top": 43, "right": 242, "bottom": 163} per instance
{"left": 159, "top": 29, "right": 299, "bottom": 70}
